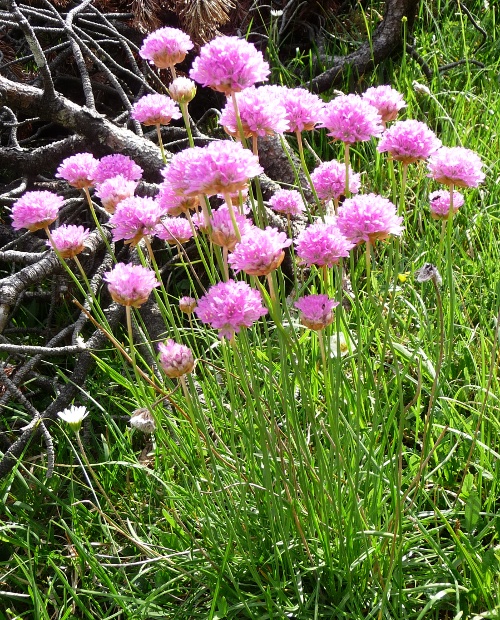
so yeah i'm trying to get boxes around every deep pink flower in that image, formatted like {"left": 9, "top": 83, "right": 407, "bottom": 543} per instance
{"left": 155, "top": 216, "right": 194, "bottom": 244}
{"left": 169, "top": 77, "right": 197, "bottom": 104}
{"left": 189, "top": 36, "right": 270, "bottom": 94}
{"left": 377, "top": 120, "right": 441, "bottom": 164}
{"left": 56, "top": 153, "right": 98, "bottom": 189}
{"left": 158, "top": 339, "right": 195, "bottom": 378}
{"left": 295, "top": 221, "right": 354, "bottom": 267}
{"left": 179, "top": 296, "right": 197, "bottom": 314}
{"left": 268, "top": 189, "right": 305, "bottom": 216}
{"left": 427, "top": 146, "right": 485, "bottom": 188}
{"left": 337, "top": 194, "right": 403, "bottom": 244}
{"left": 265, "top": 85, "right": 324, "bottom": 133}
{"left": 195, "top": 280, "right": 268, "bottom": 339}
{"left": 157, "top": 182, "right": 199, "bottom": 216}
{"left": 93, "top": 154, "right": 143, "bottom": 185}
{"left": 139, "top": 27, "right": 193, "bottom": 69}
{"left": 131, "top": 94, "right": 182, "bottom": 126}
{"left": 209, "top": 206, "right": 253, "bottom": 251}
{"left": 319, "top": 94, "right": 383, "bottom": 143}
{"left": 47, "top": 224, "right": 90, "bottom": 258}
{"left": 11, "top": 191, "right": 63, "bottom": 232}
{"left": 228, "top": 226, "right": 292, "bottom": 276}
{"left": 295, "top": 294, "right": 339, "bottom": 330}
{"left": 104, "top": 263, "right": 160, "bottom": 307}
{"left": 429, "top": 190, "right": 465, "bottom": 220}
{"left": 109, "top": 196, "right": 164, "bottom": 245}
{"left": 310, "top": 160, "right": 361, "bottom": 202}
{"left": 95, "top": 175, "right": 138, "bottom": 214}
{"left": 362, "top": 85, "right": 405, "bottom": 123}
{"left": 161, "top": 146, "right": 206, "bottom": 198}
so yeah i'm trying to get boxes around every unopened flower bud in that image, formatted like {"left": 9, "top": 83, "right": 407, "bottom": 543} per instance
{"left": 179, "top": 296, "right": 197, "bottom": 314}
{"left": 130, "top": 408, "right": 156, "bottom": 434}
{"left": 169, "top": 77, "right": 197, "bottom": 104}
{"left": 158, "top": 339, "right": 195, "bottom": 378}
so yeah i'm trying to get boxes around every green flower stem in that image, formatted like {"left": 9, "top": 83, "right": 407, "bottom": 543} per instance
{"left": 180, "top": 102, "right": 195, "bottom": 148}
{"left": 445, "top": 184, "right": 456, "bottom": 363}
{"left": 399, "top": 162, "right": 408, "bottom": 217}
{"left": 125, "top": 305, "right": 147, "bottom": 393}
{"left": 344, "top": 142, "right": 351, "bottom": 199}
{"left": 296, "top": 130, "right": 323, "bottom": 212}
{"left": 156, "top": 124, "right": 167, "bottom": 164}
{"left": 83, "top": 186, "right": 116, "bottom": 263}
{"left": 223, "top": 193, "right": 241, "bottom": 243}
{"left": 222, "top": 246, "right": 229, "bottom": 281}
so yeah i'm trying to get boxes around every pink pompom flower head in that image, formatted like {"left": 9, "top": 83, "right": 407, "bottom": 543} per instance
{"left": 104, "top": 263, "right": 160, "bottom": 307}
{"left": 11, "top": 190, "right": 63, "bottom": 232}
{"left": 319, "top": 94, "right": 383, "bottom": 144}
{"left": 169, "top": 77, "right": 197, "bottom": 104}
{"left": 268, "top": 189, "right": 306, "bottom": 217}
{"left": 46, "top": 224, "right": 90, "bottom": 259}
{"left": 56, "top": 153, "right": 98, "bottom": 189}
{"left": 109, "top": 196, "right": 164, "bottom": 246}
{"left": 189, "top": 35, "right": 270, "bottom": 94}
{"left": 295, "top": 294, "right": 339, "bottom": 331}
{"left": 195, "top": 280, "right": 268, "bottom": 340}
{"left": 155, "top": 216, "right": 194, "bottom": 245}
{"left": 362, "top": 85, "right": 406, "bottom": 125}
{"left": 310, "top": 160, "right": 361, "bottom": 203}
{"left": 95, "top": 175, "right": 138, "bottom": 214}
{"left": 377, "top": 120, "right": 441, "bottom": 165}
{"left": 337, "top": 193, "right": 403, "bottom": 245}
{"left": 93, "top": 154, "right": 143, "bottom": 185}
{"left": 161, "top": 146, "right": 206, "bottom": 199}
{"left": 158, "top": 339, "right": 195, "bottom": 378}
{"left": 131, "top": 94, "right": 182, "bottom": 126}
{"left": 139, "top": 27, "right": 193, "bottom": 71}
{"left": 427, "top": 146, "right": 485, "bottom": 188}
{"left": 295, "top": 221, "right": 354, "bottom": 267}
{"left": 270, "top": 85, "right": 325, "bottom": 133}
{"left": 209, "top": 207, "right": 253, "bottom": 251}
{"left": 429, "top": 190, "right": 465, "bottom": 220}
{"left": 157, "top": 182, "right": 199, "bottom": 216}
{"left": 228, "top": 226, "right": 292, "bottom": 277}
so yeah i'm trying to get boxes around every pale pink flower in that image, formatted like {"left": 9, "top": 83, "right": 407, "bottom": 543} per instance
{"left": 131, "top": 94, "right": 182, "bottom": 126}
{"left": 56, "top": 153, "right": 98, "bottom": 189}
{"left": 11, "top": 191, "right": 63, "bottom": 232}
{"left": 195, "top": 280, "right": 268, "bottom": 339}
{"left": 337, "top": 194, "right": 403, "bottom": 244}
{"left": 377, "top": 120, "right": 441, "bottom": 164}
{"left": 362, "top": 85, "right": 405, "bottom": 123}
{"left": 319, "top": 94, "right": 383, "bottom": 143}
{"left": 189, "top": 36, "right": 270, "bottom": 94}
{"left": 93, "top": 154, "right": 143, "bottom": 185}
{"left": 295, "top": 294, "right": 339, "bottom": 331}
{"left": 139, "top": 27, "right": 193, "bottom": 69}
{"left": 179, "top": 296, "right": 197, "bottom": 314}
{"left": 429, "top": 190, "right": 465, "bottom": 220}
{"left": 104, "top": 263, "right": 160, "bottom": 307}
{"left": 158, "top": 339, "right": 195, "bottom": 378}
{"left": 47, "top": 224, "right": 90, "bottom": 258}
{"left": 95, "top": 175, "right": 138, "bottom": 214}
{"left": 161, "top": 146, "right": 206, "bottom": 198}
{"left": 169, "top": 77, "right": 197, "bottom": 104}
{"left": 310, "top": 160, "right": 361, "bottom": 202}
{"left": 209, "top": 206, "right": 253, "bottom": 251}
{"left": 157, "top": 182, "right": 199, "bottom": 216}
{"left": 295, "top": 221, "right": 354, "bottom": 267}
{"left": 109, "top": 196, "right": 164, "bottom": 245}
{"left": 155, "top": 216, "right": 193, "bottom": 244}
{"left": 427, "top": 146, "right": 485, "bottom": 188}
{"left": 268, "top": 189, "right": 305, "bottom": 216}
{"left": 228, "top": 226, "right": 292, "bottom": 276}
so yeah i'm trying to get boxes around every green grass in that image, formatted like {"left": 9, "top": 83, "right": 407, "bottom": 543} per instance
{"left": 2, "top": 1, "right": 500, "bottom": 618}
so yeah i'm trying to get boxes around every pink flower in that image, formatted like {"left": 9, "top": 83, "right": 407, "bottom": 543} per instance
{"left": 169, "top": 77, "right": 197, "bottom": 104}
{"left": 95, "top": 175, "right": 138, "bottom": 214}
{"left": 268, "top": 189, "right": 305, "bottom": 216}
{"left": 189, "top": 36, "right": 270, "bottom": 94}
{"left": 195, "top": 280, "right": 268, "bottom": 339}
{"left": 295, "top": 221, "right": 354, "bottom": 267}
{"left": 273, "top": 85, "right": 325, "bottom": 133}
{"left": 209, "top": 206, "right": 253, "bottom": 251}
{"left": 228, "top": 226, "right": 292, "bottom": 276}
{"left": 56, "top": 153, "right": 98, "bottom": 189}
{"left": 337, "top": 194, "right": 403, "bottom": 244}
{"left": 93, "top": 154, "right": 143, "bottom": 185}
{"left": 319, "top": 94, "right": 383, "bottom": 143}
{"left": 310, "top": 160, "right": 361, "bottom": 202}
{"left": 295, "top": 294, "right": 339, "bottom": 331}
{"left": 47, "top": 224, "right": 90, "bottom": 258}
{"left": 362, "top": 85, "right": 405, "bottom": 123}
{"left": 104, "top": 263, "right": 160, "bottom": 307}
{"left": 131, "top": 94, "right": 182, "bottom": 126}
{"left": 427, "top": 146, "right": 485, "bottom": 188}
{"left": 139, "top": 27, "right": 193, "bottom": 69}
{"left": 429, "top": 190, "right": 465, "bottom": 220}
{"left": 155, "top": 216, "right": 193, "bottom": 244}
{"left": 158, "top": 339, "right": 195, "bottom": 378}
{"left": 157, "top": 182, "right": 199, "bottom": 216}
{"left": 219, "top": 86, "right": 289, "bottom": 138}
{"left": 377, "top": 120, "right": 441, "bottom": 164}
{"left": 109, "top": 196, "right": 164, "bottom": 245}
{"left": 11, "top": 191, "right": 63, "bottom": 232}
{"left": 161, "top": 146, "right": 206, "bottom": 198}
{"left": 179, "top": 296, "right": 197, "bottom": 314}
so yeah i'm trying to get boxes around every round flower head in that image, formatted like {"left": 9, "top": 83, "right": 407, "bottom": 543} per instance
{"left": 337, "top": 193, "right": 403, "bottom": 245}
{"left": 169, "top": 77, "right": 197, "bottom": 104}
{"left": 195, "top": 279, "right": 268, "bottom": 339}
{"left": 104, "top": 262, "right": 160, "bottom": 307}
{"left": 47, "top": 224, "right": 90, "bottom": 259}
{"left": 158, "top": 339, "right": 195, "bottom": 378}
{"left": 57, "top": 404, "right": 89, "bottom": 433}
{"left": 95, "top": 175, "right": 138, "bottom": 214}
{"left": 190, "top": 35, "right": 270, "bottom": 94}
{"left": 310, "top": 160, "right": 361, "bottom": 202}
{"left": 56, "top": 153, "right": 98, "bottom": 189}
{"left": 155, "top": 216, "right": 193, "bottom": 244}
{"left": 109, "top": 196, "right": 164, "bottom": 246}
{"left": 268, "top": 85, "right": 325, "bottom": 133}
{"left": 295, "top": 294, "right": 339, "bottom": 331}
{"left": 210, "top": 206, "right": 253, "bottom": 251}
{"left": 179, "top": 296, "right": 197, "bottom": 314}
{"left": 93, "top": 154, "right": 143, "bottom": 185}
{"left": 11, "top": 190, "right": 63, "bottom": 232}
{"left": 130, "top": 408, "right": 156, "bottom": 434}
{"left": 161, "top": 146, "right": 207, "bottom": 198}
{"left": 377, "top": 120, "right": 441, "bottom": 164}
{"left": 319, "top": 94, "right": 383, "bottom": 143}
{"left": 295, "top": 221, "right": 354, "bottom": 267}
{"left": 268, "top": 189, "right": 306, "bottom": 216}
{"left": 157, "top": 182, "right": 199, "bottom": 216}
{"left": 362, "top": 85, "right": 406, "bottom": 124}
{"left": 132, "top": 94, "right": 182, "bottom": 126}
{"left": 228, "top": 226, "right": 292, "bottom": 276}
{"left": 427, "top": 146, "right": 485, "bottom": 188}
{"left": 429, "top": 190, "right": 465, "bottom": 220}
{"left": 139, "top": 27, "right": 193, "bottom": 69}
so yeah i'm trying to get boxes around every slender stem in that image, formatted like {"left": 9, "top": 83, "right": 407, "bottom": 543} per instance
{"left": 169, "top": 64, "right": 177, "bottom": 80}
{"left": 125, "top": 305, "right": 144, "bottom": 389}
{"left": 156, "top": 124, "right": 167, "bottom": 164}
{"left": 344, "top": 143, "right": 351, "bottom": 199}
{"left": 445, "top": 184, "right": 455, "bottom": 363}
{"left": 252, "top": 134, "right": 258, "bottom": 157}
{"left": 365, "top": 240, "right": 372, "bottom": 290}
{"left": 317, "top": 330, "right": 327, "bottom": 373}
{"left": 224, "top": 193, "right": 241, "bottom": 243}
{"left": 296, "top": 130, "right": 322, "bottom": 213}
{"left": 231, "top": 92, "right": 248, "bottom": 147}
{"left": 83, "top": 186, "right": 115, "bottom": 262}
{"left": 180, "top": 102, "right": 195, "bottom": 148}
{"left": 399, "top": 162, "right": 408, "bottom": 217}
{"left": 223, "top": 246, "right": 229, "bottom": 281}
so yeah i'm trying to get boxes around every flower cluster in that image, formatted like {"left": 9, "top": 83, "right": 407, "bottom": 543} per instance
{"left": 104, "top": 263, "right": 160, "bottom": 307}
{"left": 139, "top": 27, "right": 193, "bottom": 69}
{"left": 362, "top": 85, "right": 406, "bottom": 124}
{"left": 429, "top": 190, "right": 465, "bottom": 219}
{"left": 319, "top": 94, "right": 383, "bottom": 143}
{"left": 95, "top": 175, "right": 138, "bottom": 214}
{"left": 109, "top": 196, "right": 164, "bottom": 245}
{"left": 156, "top": 217, "right": 194, "bottom": 244}
{"left": 158, "top": 339, "right": 195, "bottom": 378}
{"left": 295, "top": 221, "right": 354, "bottom": 267}
{"left": 131, "top": 94, "right": 182, "bottom": 126}
{"left": 427, "top": 146, "right": 485, "bottom": 188}
{"left": 93, "top": 154, "right": 143, "bottom": 185}
{"left": 310, "top": 160, "right": 361, "bottom": 202}
{"left": 228, "top": 226, "right": 292, "bottom": 276}
{"left": 210, "top": 207, "right": 253, "bottom": 251}
{"left": 337, "top": 194, "right": 403, "bottom": 245}
{"left": 268, "top": 189, "right": 305, "bottom": 216}
{"left": 11, "top": 191, "right": 63, "bottom": 232}
{"left": 56, "top": 153, "right": 98, "bottom": 189}
{"left": 295, "top": 295, "right": 339, "bottom": 331}
{"left": 377, "top": 120, "right": 441, "bottom": 164}
{"left": 47, "top": 224, "right": 90, "bottom": 258}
